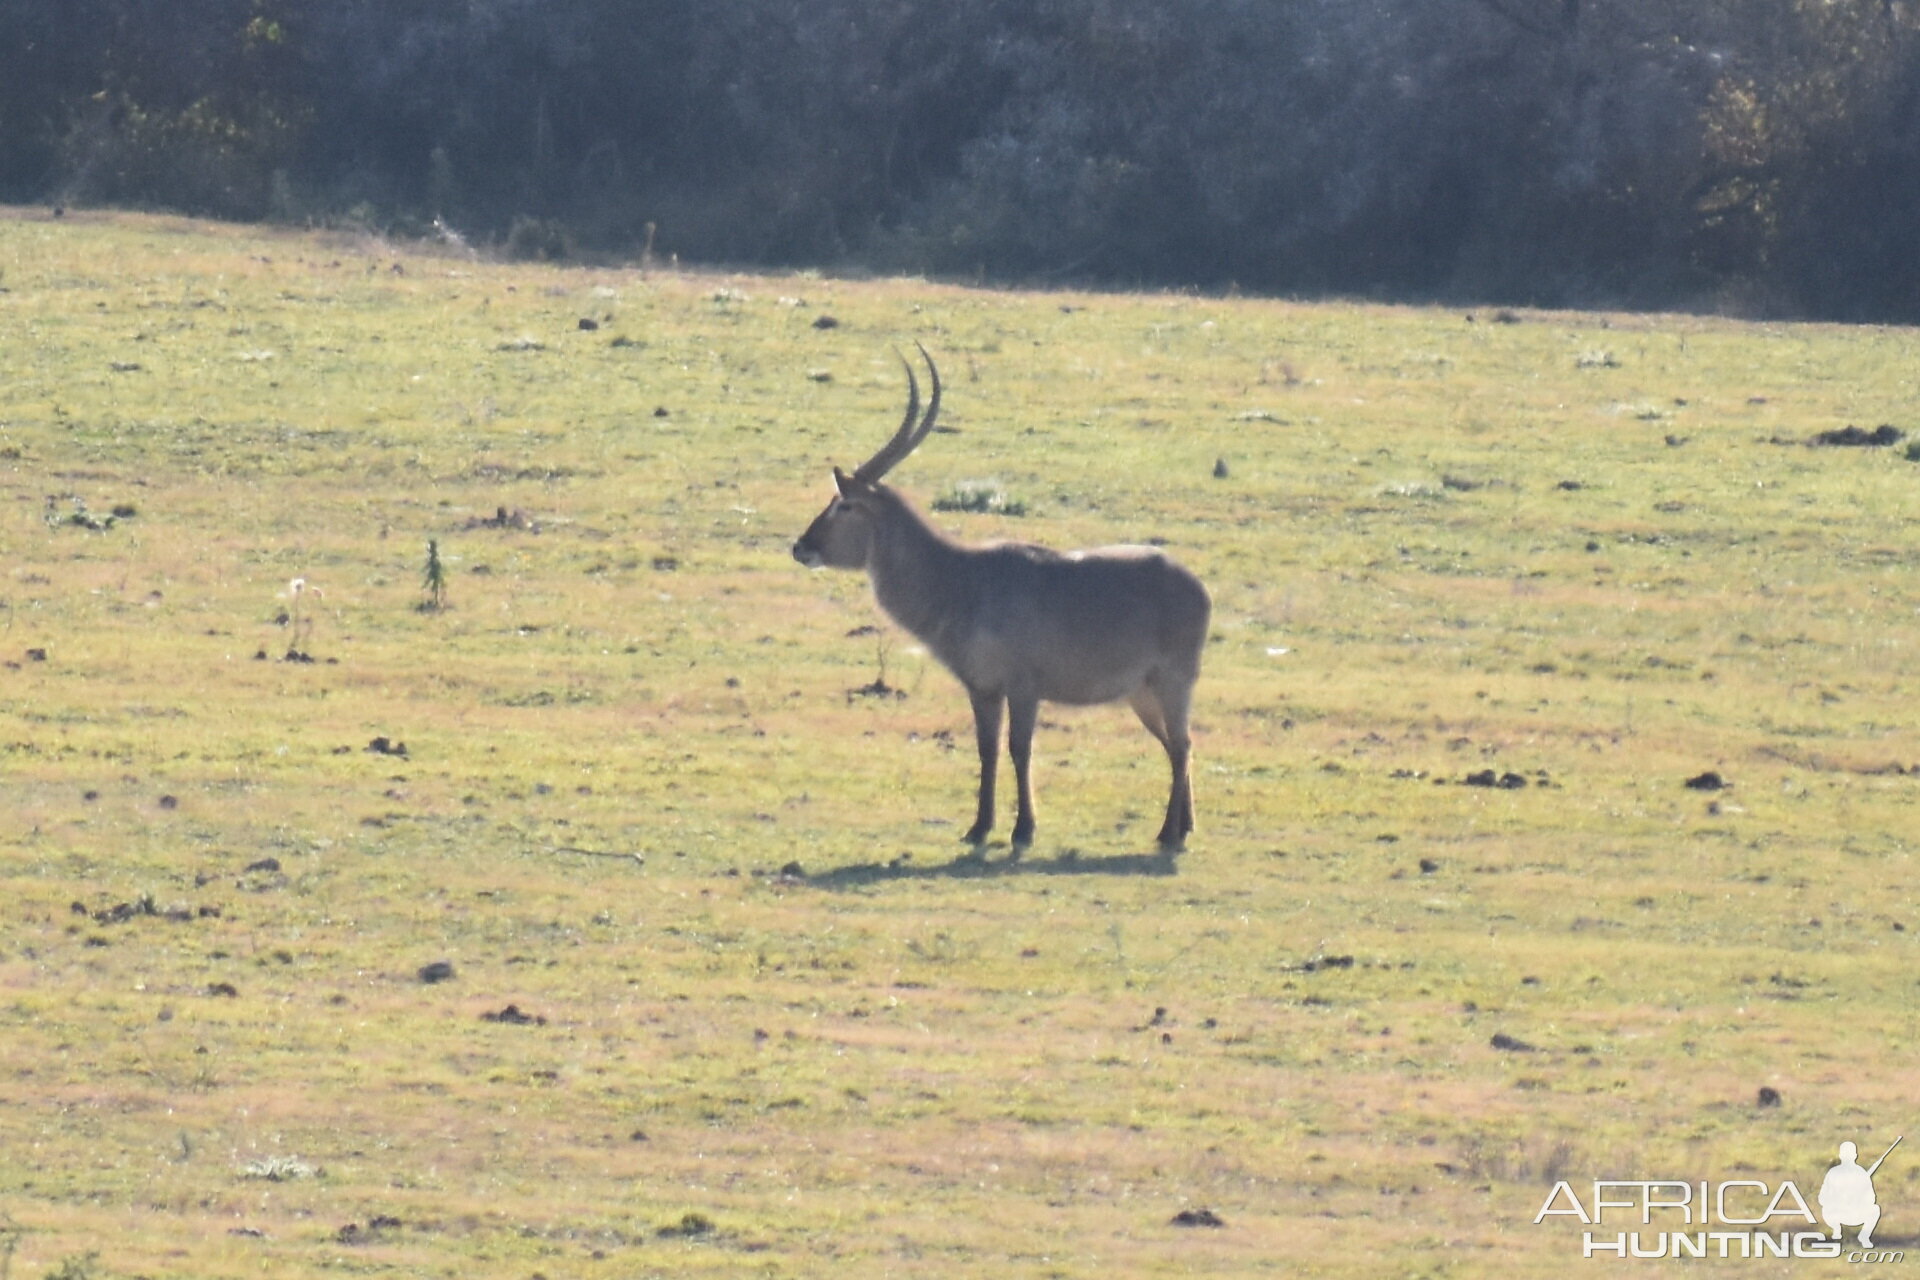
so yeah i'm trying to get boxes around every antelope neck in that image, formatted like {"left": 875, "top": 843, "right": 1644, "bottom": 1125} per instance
{"left": 863, "top": 489, "right": 974, "bottom": 651}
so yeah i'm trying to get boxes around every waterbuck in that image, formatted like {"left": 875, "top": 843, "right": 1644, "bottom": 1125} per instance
{"left": 791, "top": 347, "right": 1211, "bottom": 852}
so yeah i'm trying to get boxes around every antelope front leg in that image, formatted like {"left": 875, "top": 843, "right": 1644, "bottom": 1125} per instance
{"left": 1006, "top": 693, "right": 1039, "bottom": 849}
{"left": 963, "top": 689, "right": 1003, "bottom": 845}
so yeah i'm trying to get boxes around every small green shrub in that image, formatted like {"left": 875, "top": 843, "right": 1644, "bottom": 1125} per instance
{"left": 42, "top": 1253, "right": 100, "bottom": 1280}
{"left": 932, "top": 480, "right": 1027, "bottom": 517}
{"left": 657, "top": 1211, "right": 715, "bottom": 1238}
{"left": 505, "top": 216, "right": 570, "bottom": 262}
{"left": 420, "top": 539, "right": 448, "bottom": 612}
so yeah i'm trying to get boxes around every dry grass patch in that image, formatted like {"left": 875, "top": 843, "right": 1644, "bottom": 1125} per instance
{"left": 1, "top": 210, "right": 1917, "bottom": 1275}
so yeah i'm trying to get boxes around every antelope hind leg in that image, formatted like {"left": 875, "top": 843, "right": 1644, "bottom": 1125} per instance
{"left": 1145, "top": 676, "right": 1195, "bottom": 851}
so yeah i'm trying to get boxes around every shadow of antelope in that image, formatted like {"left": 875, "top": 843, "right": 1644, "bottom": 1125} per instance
{"left": 802, "top": 846, "right": 1179, "bottom": 889}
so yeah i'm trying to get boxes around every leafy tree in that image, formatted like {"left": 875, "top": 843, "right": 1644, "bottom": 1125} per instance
{"left": 4, "top": 0, "right": 1920, "bottom": 318}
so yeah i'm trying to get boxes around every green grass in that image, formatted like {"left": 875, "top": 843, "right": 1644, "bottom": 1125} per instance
{"left": 3, "top": 208, "right": 1919, "bottom": 1276}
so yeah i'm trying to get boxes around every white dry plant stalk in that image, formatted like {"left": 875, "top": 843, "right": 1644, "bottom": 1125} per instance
{"left": 283, "top": 577, "right": 323, "bottom": 653}
{"left": 239, "top": 1154, "right": 318, "bottom": 1182}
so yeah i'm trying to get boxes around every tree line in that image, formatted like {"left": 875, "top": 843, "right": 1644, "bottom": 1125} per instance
{"left": 4, "top": 0, "right": 1918, "bottom": 320}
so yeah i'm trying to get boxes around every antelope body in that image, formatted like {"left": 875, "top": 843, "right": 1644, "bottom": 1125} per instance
{"left": 792, "top": 348, "right": 1210, "bottom": 851}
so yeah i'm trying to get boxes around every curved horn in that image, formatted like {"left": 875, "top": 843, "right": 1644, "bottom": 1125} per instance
{"left": 851, "top": 345, "right": 941, "bottom": 483}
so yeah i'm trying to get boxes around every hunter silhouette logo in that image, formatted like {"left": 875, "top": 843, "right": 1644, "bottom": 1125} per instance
{"left": 1821, "top": 1137, "right": 1900, "bottom": 1249}
{"left": 1534, "top": 1134, "right": 1906, "bottom": 1261}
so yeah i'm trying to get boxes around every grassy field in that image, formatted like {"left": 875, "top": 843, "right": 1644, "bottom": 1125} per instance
{"left": 1, "top": 209, "right": 1917, "bottom": 1277}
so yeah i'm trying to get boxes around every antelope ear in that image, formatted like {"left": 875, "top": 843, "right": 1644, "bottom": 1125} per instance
{"left": 831, "top": 466, "right": 853, "bottom": 497}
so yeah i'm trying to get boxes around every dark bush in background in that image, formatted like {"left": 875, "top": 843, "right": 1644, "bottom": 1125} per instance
{"left": 3, "top": 0, "right": 1915, "bottom": 319}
